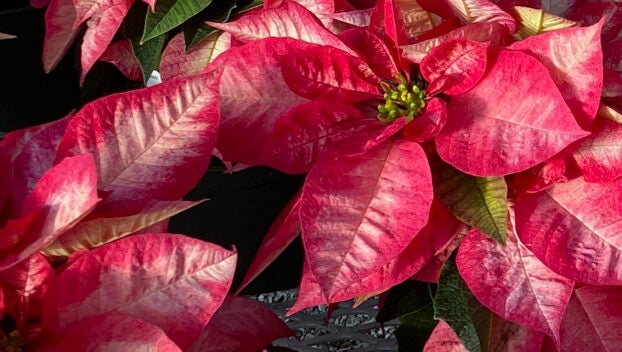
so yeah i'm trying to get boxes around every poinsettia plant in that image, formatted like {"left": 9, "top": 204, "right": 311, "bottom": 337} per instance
{"left": 0, "top": 69, "right": 292, "bottom": 350}
{"left": 40, "top": 0, "right": 261, "bottom": 86}
{"left": 2, "top": 0, "right": 622, "bottom": 350}
{"left": 200, "top": 0, "right": 620, "bottom": 349}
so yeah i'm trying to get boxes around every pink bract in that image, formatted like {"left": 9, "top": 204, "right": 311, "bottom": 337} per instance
{"left": 516, "top": 175, "right": 622, "bottom": 285}
{"left": 457, "top": 223, "right": 573, "bottom": 344}
{"left": 188, "top": 296, "right": 293, "bottom": 352}
{"left": 4, "top": 0, "right": 619, "bottom": 350}
{"left": 36, "top": 313, "right": 182, "bottom": 351}
{"left": 45, "top": 233, "right": 237, "bottom": 349}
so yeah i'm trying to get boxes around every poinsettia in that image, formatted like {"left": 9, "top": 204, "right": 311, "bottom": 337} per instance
{"left": 6, "top": 0, "right": 621, "bottom": 350}
{"left": 0, "top": 150, "right": 100, "bottom": 347}
{"left": 204, "top": 0, "right": 599, "bottom": 308}
{"left": 40, "top": 0, "right": 264, "bottom": 85}
{"left": 39, "top": 233, "right": 238, "bottom": 350}
{"left": 155, "top": 0, "right": 621, "bottom": 350}
{"left": 0, "top": 51, "right": 291, "bottom": 350}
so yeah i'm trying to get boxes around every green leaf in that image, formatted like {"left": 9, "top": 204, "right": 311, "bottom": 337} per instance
{"left": 432, "top": 158, "right": 508, "bottom": 244}
{"left": 396, "top": 305, "right": 437, "bottom": 352}
{"left": 182, "top": 1, "right": 237, "bottom": 50}
{"left": 434, "top": 253, "right": 493, "bottom": 352}
{"left": 238, "top": 0, "right": 263, "bottom": 10}
{"left": 182, "top": 0, "right": 263, "bottom": 50}
{"left": 183, "top": 23, "right": 218, "bottom": 51}
{"left": 142, "top": 0, "right": 214, "bottom": 44}
{"left": 387, "top": 281, "right": 438, "bottom": 351}
{"left": 123, "top": 4, "right": 167, "bottom": 85}
{"left": 471, "top": 305, "right": 493, "bottom": 352}
{"left": 133, "top": 34, "right": 167, "bottom": 85}
{"left": 377, "top": 280, "right": 436, "bottom": 323}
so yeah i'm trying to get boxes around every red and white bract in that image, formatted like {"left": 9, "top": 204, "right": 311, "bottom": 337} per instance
{"left": 188, "top": 296, "right": 292, "bottom": 352}
{"left": 420, "top": 39, "right": 488, "bottom": 96}
{"left": 160, "top": 32, "right": 231, "bottom": 81}
{"left": 99, "top": 40, "right": 142, "bottom": 81}
{"left": 47, "top": 233, "right": 237, "bottom": 350}
{"left": 35, "top": 313, "right": 181, "bottom": 351}
{"left": 513, "top": 156, "right": 569, "bottom": 193}
{"left": 337, "top": 27, "right": 400, "bottom": 79}
{"left": 515, "top": 175, "right": 622, "bottom": 285}
{"left": 209, "top": 1, "right": 354, "bottom": 55}
{"left": 79, "top": 0, "right": 134, "bottom": 83}
{"left": 369, "top": 0, "right": 408, "bottom": 46}
{"left": 213, "top": 39, "right": 309, "bottom": 166}
{"left": 279, "top": 43, "right": 380, "bottom": 103}
{"left": 72, "top": 0, "right": 131, "bottom": 27}
{"left": 488, "top": 315, "right": 545, "bottom": 352}
{"left": 423, "top": 321, "right": 468, "bottom": 352}
{"left": 256, "top": 102, "right": 370, "bottom": 173}
{"left": 410, "top": 219, "right": 466, "bottom": 283}
{"left": 603, "top": 67, "right": 622, "bottom": 99}
{"left": 434, "top": 0, "right": 517, "bottom": 32}
{"left": 457, "top": 224, "right": 573, "bottom": 343}
{"left": 55, "top": 71, "right": 220, "bottom": 205}
{"left": 0, "top": 154, "right": 100, "bottom": 271}
{"left": 0, "top": 253, "right": 54, "bottom": 299}
{"left": 402, "top": 98, "right": 447, "bottom": 142}
{"left": 401, "top": 22, "right": 508, "bottom": 63}
{"left": 572, "top": 117, "right": 622, "bottom": 182}
{"left": 331, "top": 8, "right": 373, "bottom": 29}
{"left": 397, "top": 0, "right": 441, "bottom": 40}
{"left": 0, "top": 253, "right": 55, "bottom": 327}
{"left": 266, "top": 0, "right": 337, "bottom": 28}
{"left": 338, "top": 117, "right": 407, "bottom": 158}
{"left": 0, "top": 33, "right": 16, "bottom": 40}
{"left": 1, "top": 114, "right": 71, "bottom": 162}
{"left": 557, "top": 286, "right": 622, "bottom": 351}
{"left": 511, "top": 20, "right": 604, "bottom": 130}
{"left": 43, "top": 0, "right": 80, "bottom": 73}
{"left": 291, "top": 199, "right": 461, "bottom": 313}
{"left": 297, "top": 140, "right": 433, "bottom": 306}
{"left": 436, "top": 49, "right": 589, "bottom": 177}
{"left": 1, "top": 115, "right": 71, "bottom": 216}
{"left": 42, "top": 200, "right": 202, "bottom": 260}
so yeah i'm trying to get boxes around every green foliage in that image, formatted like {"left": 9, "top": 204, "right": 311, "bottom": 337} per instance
{"left": 377, "top": 281, "right": 438, "bottom": 351}
{"left": 120, "top": 0, "right": 261, "bottom": 83}
{"left": 142, "top": 0, "right": 214, "bottom": 43}
{"left": 396, "top": 306, "right": 437, "bottom": 352}
{"left": 434, "top": 254, "right": 493, "bottom": 352}
{"left": 182, "top": 1, "right": 237, "bottom": 50}
{"left": 183, "top": 0, "right": 261, "bottom": 50}
{"left": 432, "top": 159, "right": 508, "bottom": 244}
{"left": 377, "top": 280, "right": 436, "bottom": 323}
{"left": 124, "top": 4, "right": 166, "bottom": 86}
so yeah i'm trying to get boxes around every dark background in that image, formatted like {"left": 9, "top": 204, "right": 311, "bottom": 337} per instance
{"left": 0, "top": 0, "right": 81, "bottom": 131}
{"left": 0, "top": 0, "right": 305, "bottom": 294}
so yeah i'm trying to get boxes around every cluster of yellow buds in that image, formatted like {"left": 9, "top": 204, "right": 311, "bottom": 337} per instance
{"left": 377, "top": 76, "right": 427, "bottom": 123}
